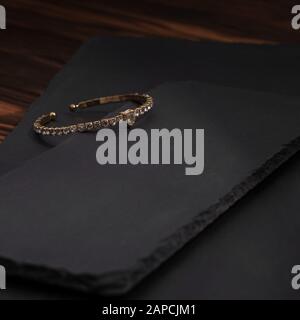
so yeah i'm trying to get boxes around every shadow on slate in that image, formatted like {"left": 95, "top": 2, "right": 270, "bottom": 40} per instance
{"left": 1, "top": 38, "right": 300, "bottom": 176}
{"left": 0, "top": 81, "right": 299, "bottom": 295}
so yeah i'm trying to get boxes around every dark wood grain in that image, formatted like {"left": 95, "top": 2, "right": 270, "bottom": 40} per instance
{"left": 0, "top": 0, "right": 298, "bottom": 142}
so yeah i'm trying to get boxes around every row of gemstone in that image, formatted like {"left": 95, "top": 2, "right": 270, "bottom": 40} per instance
{"left": 33, "top": 101, "right": 152, "bottom": 136}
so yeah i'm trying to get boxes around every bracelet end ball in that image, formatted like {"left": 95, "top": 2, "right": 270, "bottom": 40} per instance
{"left": 49, "top": 112, "right": 56, "bottom": 120}
{"left": 69, "top": 104, "right": 77, "bottom": 112}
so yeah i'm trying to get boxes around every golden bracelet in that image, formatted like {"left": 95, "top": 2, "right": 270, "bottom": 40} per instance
{"left": 33, "top": 93, "right": 153, "bottom": 136}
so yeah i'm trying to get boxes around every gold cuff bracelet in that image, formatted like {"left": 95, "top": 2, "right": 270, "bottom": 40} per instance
{"left": 33, "top": 93, "right": 153, "bottom": 136}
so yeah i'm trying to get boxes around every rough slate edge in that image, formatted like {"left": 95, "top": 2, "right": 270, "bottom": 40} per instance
{"left": 1, "top": 136, "right": 300, "bottom": 296}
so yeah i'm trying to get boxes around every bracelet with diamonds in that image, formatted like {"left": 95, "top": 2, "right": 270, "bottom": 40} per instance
{"left": 33, "top": 93, "right": 153, "bottom": 136}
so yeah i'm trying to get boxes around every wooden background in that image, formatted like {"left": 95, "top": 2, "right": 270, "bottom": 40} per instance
{"left": 0, "top": 0, "right": 298, "bottom": 143}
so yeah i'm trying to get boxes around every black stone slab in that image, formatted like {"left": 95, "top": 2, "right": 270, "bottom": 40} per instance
{"left": 1, "top": 38, "right": 300, "bottom": 299}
